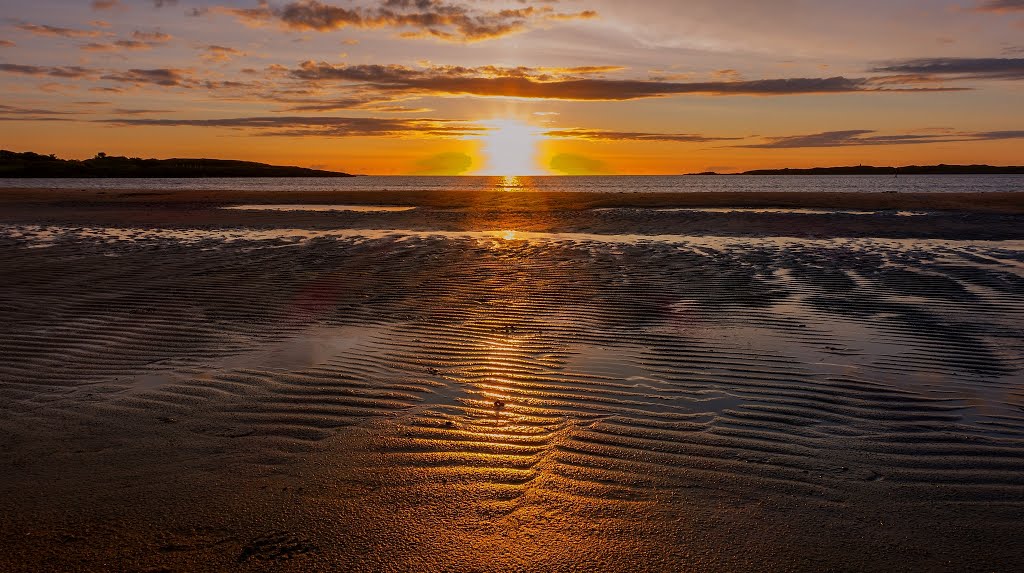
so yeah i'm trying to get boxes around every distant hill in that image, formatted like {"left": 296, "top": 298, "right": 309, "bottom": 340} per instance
{"left": 737, "top": 164, "right": 1024, "bottom": 175}
{"left": 0, "top": 151, "right": 354, "bottom": 178}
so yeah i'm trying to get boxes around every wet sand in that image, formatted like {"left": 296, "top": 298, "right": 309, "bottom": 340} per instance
{"left": 2, "top": 186, "right": 1023, "bottom": 212}
{"left": 1, "top": 189, "right": 1023, "bottom": 571}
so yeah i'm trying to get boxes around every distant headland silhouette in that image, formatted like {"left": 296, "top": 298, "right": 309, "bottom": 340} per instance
{"left": 692, "top": 165, "right": 1024, "bottom": 175}
{"left": 3, "top": 151, "right": 1023, "bottom": 178}
{"left": 0, "top": 150, "right": 354, "bottom": 178}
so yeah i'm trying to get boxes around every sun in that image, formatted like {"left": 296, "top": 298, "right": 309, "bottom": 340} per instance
{"left": 476, "top": 119, "right": 545, "bottom": 176}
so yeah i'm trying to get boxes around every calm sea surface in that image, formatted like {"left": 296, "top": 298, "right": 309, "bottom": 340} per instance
{"left": 1, "top": 175, "right": 1021, "bottom": 193}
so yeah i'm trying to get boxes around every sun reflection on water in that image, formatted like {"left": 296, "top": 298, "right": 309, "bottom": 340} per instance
{"left": 495, "top": 175, "right": 528, "bottom": 191}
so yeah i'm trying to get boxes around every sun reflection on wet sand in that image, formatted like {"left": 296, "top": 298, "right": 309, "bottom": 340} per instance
{"left": 222, "top": 204, "right": 416, "bottom": 212}
{"left": 7, "top": 224, "right": 1024, "bottom": 254}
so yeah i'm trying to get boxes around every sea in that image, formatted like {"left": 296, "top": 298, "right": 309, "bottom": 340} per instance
{"left": 1, "top": 174, "right": 1021, "bottom": 193}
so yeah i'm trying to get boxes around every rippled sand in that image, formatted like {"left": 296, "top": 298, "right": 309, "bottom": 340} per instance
{"left": 1, "top": 189, "right": 1022, "bottom": 571}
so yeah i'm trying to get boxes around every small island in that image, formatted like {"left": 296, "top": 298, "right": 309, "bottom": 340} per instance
{"left": 0, "top": 150, "right": 354, "bottom": 178}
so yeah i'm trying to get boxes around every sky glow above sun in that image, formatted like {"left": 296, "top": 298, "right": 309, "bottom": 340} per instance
{"left": 477, "top": 120, "right": 546, "bottom": 176}
{"left": 0, "top": 1, "right": 1022, "bottom": 174}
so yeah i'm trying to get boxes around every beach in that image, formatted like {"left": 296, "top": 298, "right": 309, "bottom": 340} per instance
{"left": 1, "top": 187, "right": 1023, "bottom": 571}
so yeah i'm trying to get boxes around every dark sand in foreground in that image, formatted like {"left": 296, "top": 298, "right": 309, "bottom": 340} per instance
{"left": 1, "top": 189, "right": 1022, "bottom": 571}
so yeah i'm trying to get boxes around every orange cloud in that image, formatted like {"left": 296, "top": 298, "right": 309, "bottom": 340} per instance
{"left": 91, "top": 0, "right": 123, "bottom": 11}
{"left": 201, "top": 45, "right": 247, "bottom": 63}
{"left": 16, "top": 23, "right": 105, "bottom": 38}
{"left": 132, "top": 31, "right": 173, "bottom": 42}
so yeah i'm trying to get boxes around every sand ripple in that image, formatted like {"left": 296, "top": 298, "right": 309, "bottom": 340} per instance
{"left": 1, "top": 225, "right": 1022, "bottom": 570}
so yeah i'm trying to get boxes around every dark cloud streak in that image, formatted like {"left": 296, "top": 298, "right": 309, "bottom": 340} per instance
{"left": 871, "top": 58, "right": 1024, "bottom": 80}
{"left": 100, "top": 68, "right": 192, "bottom": 87}
{"left": 0, "top": 63, "right": 94, "bottom": 78}
{"left": 544, "top": 129, "right": 744, "bottom": 142}
{"left": 735, "top": 129, "right": 1024, "bottom": 148}
{"left": 288, "top": 62, "right": 957, "bottom": 100}
{"left": 96, "top": 115, "right": 486, "bottom": 138}
{"left": 0, "top": 104, "right": 78, "bottom": 116}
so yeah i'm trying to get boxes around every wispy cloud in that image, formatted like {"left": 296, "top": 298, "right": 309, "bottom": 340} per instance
{"left": 109, "top": 108, "right": 175, "bottom": 115}
{"left": 82, "top": 41, "right": 148, "bottom": 52}
{"left": 280, "top": 96, "right": 432, "bottom": 112}
{"left": 198, "top": 0, "right": 597, "bottom": 42}
{"left": 974, "top": 0, "right": 1024, "bottom": 12}
{"left": 80, "top": 30, "right": 173, "bottom": 52}
{"left": 15, "top": 23, "right": 106, "bottom": 38}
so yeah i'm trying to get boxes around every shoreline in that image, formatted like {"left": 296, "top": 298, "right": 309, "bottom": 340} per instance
{"left": 1, "top": 188, "right": 1022, "bottom": 241}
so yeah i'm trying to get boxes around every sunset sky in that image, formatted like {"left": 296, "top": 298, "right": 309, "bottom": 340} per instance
{"left": 1, "top": 0, "right": 1022, "bottom": 174}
